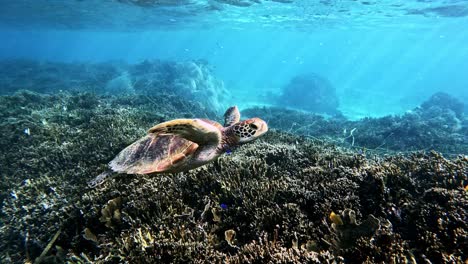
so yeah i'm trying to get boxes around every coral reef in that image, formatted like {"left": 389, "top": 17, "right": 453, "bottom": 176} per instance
{"left": 0, "top": 91, "right": 467, "bottom": 263}
{"left": 0, "top": 90, "right": 216, "bottom": 263}
{"left": 420, "top": 91, "right": 465, "bottom": 119}
{"left": 130, "top": 60, "right": 229, "bottom": 112}
{"left": 244, "top": 92, "right": 467, "bottom": 155}
{"left": 275, "top": 73, "right": 340, "bottom": 115}
{"left": 0, "top": 59, "right": 228, "bottom": 113}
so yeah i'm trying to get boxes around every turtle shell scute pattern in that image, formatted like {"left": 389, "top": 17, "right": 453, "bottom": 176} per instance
{"left": 109, "top": 134, "right": 198, "bottom": 174}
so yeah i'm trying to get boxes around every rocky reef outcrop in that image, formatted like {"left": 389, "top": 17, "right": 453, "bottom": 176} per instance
{"left": 274, "top": 73, "right": 340, "bottom": 115}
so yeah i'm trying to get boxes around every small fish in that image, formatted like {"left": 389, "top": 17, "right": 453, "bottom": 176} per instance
{"left": 24, "top": 128, "right": 30, "bottom": 136}
{"left": 225, "top": 149, "right": 232, "bottom": 155}
{"left": 220, "top": 203, "right": 228, "bottom": 210}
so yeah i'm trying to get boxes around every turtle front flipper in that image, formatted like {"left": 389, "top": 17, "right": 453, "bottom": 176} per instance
{"left": 223, "top": 106, "right": 240, "bottom": 127}
{"left": 148, "top": 119, "right": 222, "bottom": 146}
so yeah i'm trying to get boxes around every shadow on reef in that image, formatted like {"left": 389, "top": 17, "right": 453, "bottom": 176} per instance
{"left": 0, "top": 91, "right": 467, "bottom": 263}
{"left": 244, "top": 92, "right": 467, "bottom": 156}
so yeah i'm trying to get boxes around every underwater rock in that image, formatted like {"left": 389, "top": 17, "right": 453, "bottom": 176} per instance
{"left": 275, "top": 73, "right": 340, "bottom": 115}
{"left": 420, "top": 91, "right": 464, "bottom": 119}
{"left": 130, "top": 60, "right": 229, "bottom": 113}
{"left": 171, "top": 60, "right": 229, "bottom": 113}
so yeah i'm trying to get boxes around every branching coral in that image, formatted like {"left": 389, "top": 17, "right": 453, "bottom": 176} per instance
{"left": 0, "top": 91, "right": 467, "bottom": 263}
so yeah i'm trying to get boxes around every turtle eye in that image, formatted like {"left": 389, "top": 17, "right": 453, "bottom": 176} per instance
{"left": 249, "top": 123, "right": 258, "bottom": 130}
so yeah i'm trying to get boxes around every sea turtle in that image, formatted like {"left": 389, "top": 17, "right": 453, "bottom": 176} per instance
{"left": 89, "top": 106, "right": 267, "bottom": 186}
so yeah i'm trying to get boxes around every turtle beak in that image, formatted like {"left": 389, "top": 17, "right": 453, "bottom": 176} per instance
{"left": 253, "top": 118, "right": 268, "bottom": 137}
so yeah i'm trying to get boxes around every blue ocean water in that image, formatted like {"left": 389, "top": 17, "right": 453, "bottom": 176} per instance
{"left": 0, "top": 0, "right": 467, "bottom": 118}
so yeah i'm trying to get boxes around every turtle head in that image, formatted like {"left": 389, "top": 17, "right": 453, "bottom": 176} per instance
{"left": 230, "top": 118, "right": 268, "bottom": 144}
